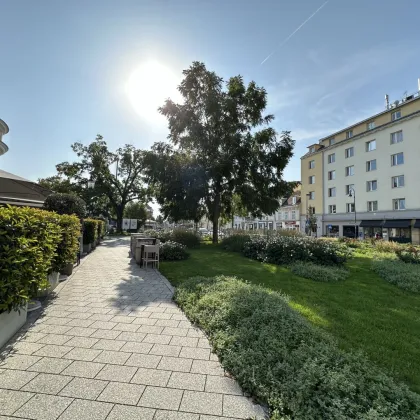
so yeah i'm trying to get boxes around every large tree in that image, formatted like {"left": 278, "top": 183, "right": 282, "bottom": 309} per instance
{"left": 55, "top": 135, "right": 148, "bottom": 231}
{"left": 145, "top": 62, "right": 295, "bottom": 242}
{"left": 124, "top": 202, "right": 153, "bottom": 228}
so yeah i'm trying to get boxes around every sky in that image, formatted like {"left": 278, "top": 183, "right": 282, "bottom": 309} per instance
{"left": 1, "top": 0, "right": 420, "bottom": 212}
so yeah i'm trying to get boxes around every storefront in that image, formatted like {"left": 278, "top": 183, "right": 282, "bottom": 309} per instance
{"left": 383, "top": 219, "right": 412, "bottom": 243}
{"left": 359, "top": 220, "right": 384, "bottom": 239}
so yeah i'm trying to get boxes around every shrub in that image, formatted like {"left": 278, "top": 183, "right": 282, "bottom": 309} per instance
{"left": 174, "top": 275, "right": 420, "bottom": 419}
{"left": 242, "top": 236, "right": 267, "bottom": 261}
{"left": 396, "top": 247, "right": 420, "bottom": 264}
{"left": 374, "top": 239, "right": 403, "bottom": 253}
{"left": 0, "top": 206, "right": 62, "bottom": 313}
{"left": 170, "top": 229, "right": 200, "bottom": 249}
{"left": 83, "top": 219, "right": 98, "bottom": 245}
{"left": 94, "top": 217, "right": 107, "bottom": 238}
{"left": 44, "top": 193, "right": 86, "bottom": 218}
{"left": 52, "top": 214, "right": 81, "bottom": 271}
{"left": 290, "top": 261, "right": 349, "bottom": 282}
{"left": 159, "top": 241, "right": 190, "bottom": 261}
{"left": 220, "top": 234, "right": 251, "bottom": 252}
{"left": 372, "top": 257, "right": 420, "bottom": 293}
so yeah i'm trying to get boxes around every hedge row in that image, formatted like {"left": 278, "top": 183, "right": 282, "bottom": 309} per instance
{"left": 143, "top": 229, "right": 200, "bottom": 249}
{"left": 174, "top": 275, "right": 420, "bottom": 419}
{"left": 0, "top": 206, "right": 81, "bottom": 313}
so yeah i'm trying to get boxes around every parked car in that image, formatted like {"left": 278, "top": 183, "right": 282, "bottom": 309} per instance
{"left": 198, "top": 228, "right": 210, "bottom": 236}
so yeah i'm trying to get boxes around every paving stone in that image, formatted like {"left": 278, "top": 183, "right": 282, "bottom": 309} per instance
{"left": 10, "top": 341, "right": 45, "bottom": 355}
{"left": 63, "top": 347, "right": 102, "bottom": 361}
{"left": 92, "top": 339, "right": 126, "bottom": 351}
{"left": 222, "top": 395, "right": 266, "bottom": 419}
{"left": 143, "top": 333, "right": 171, "bottom": 345}
{"left": 117, "top": 331, "right": 146, "bottom": 342}
{"left": 14, "top": 393, "right": 72, "bottom": 419}
{"left": 187, "top": 328, "right": 205, "bottom": 338}
{"left": 61, "top": 361, "right": 105, "bottom": 378}
{"left": 59, "top": 377, "right": 108, "bottom": 399}
{"left": 65, "top": 311, "right": 92, "bottom": 320}
{"left": 65, "top": 318, "right": 95, "bottom": 328}
{"left": 33, "top": 344, "right": 73, "bottom": 358}
{"left": 157, "top": 356, "right": 192, "bottom": 373}
{"left": 131, "top": 367, "right": 171, "bottom": 387}
{"left": 148, "top": 312, "right": 172, "bottom": 320}
{"left": 150, "top": 344, "right": 181, "bottom": 357}
{"left": 200, "top": 416, "right": 236, "bottom": 420}
{"left": 0, "top": 354, "right": 41, "bottom": 371}
{"left": 125, "top": 353, "right": 161, "bottom": 368}
{"left": 162, "top": 327, "right": 189, "bottom": 337}
{"left": 87, "top": 307, "right": 112, "bottom": 315}
{"left": 35, "top": 325, "right": 72, "bottom": 335}
{"left": 155, "top": 319, "right": 180, "bottom": 328}
{"left": 191, "top": 360, "right": 224, "bottom": 376}
{"left": 87, "top": 313, "right": 114, "bottom": 322}
{"left": 90, "top": 320, "right": 117, "bottom": 330}
{"left": 130, "top": 317, "right": 157, "bottom": 326}
{"left": 205, "top": 376, "right": 242, "bottom": 395}
{"left": 197, "top": 338, "right": 211, "bottom": 349}
{"left": 96, "top": 364, "right": 137, "bottom": 382}
{"left": 106, "top": 404, "right": 155, "bottom": 420}
{"left": 39, "top": 317, "right": 70, "bottom": 326}
{"left": 28, "top": 357, "right": 72, "bottom": 374}
{"left": 170, "top": 336, "right": 198, "bottom": 348}
{"left": 120, "top": 341, "right": 153, "bottom": 354}
{"left": 209, "top": 353, "right": 219, "bottom": 362}
{"left": 37, "top": 334, "right": 73, "bottom": 346}
{"left": 177, "top": 321, "right": 191, "bottom": 329}
{"left": 167, "top": 372, "right": 205, "bottom": 391}
{"left": 154, "top": 410, "right": 199, "bottom": 420}
{"left": 20, "top": 332, "right": 47, "bottom": 343}
{"left": 22, "top": 373, "right": 72, "bottom": 395}
{"left": 137, "top": 325, "right": 164, "bottom": 334}
{"left": 171, "top": 314, "right": 189, "bottom": 321}
{"left": 138, "top": 386, "right": 183, "bottom": 410}
{"left": 64, "top": 336, "right": 99, "bottom": 348}
{"left": 112, "top": 323, "right": 139, "bottom": 332}
{"left": 97, "top": 381, "right": 145, "bottom": 405}
{"left": 0, "top": 389, "right": 34, "bottom": 415}
{"left": 66, "top": 326, "right": 97, "bottom": 337}
{"left": 0, "top": 369, "right": 38, "bottom": 390}
{"left": 58, "top": 399, "right": 113, "bottom": 420}
{"left": 110, "top": 315, "right": 134, "bottom": 324}
{"left": 179, "top": 347, "right": 210, "bottom": 360}
{"left": 179, "top": 390, "right": 223, "bottom": 415}
{"left": 90, "top": 329, "right": 120, "bottom": 340}
{"left": 94, "top": 350, "right": 131, "bottom": 365}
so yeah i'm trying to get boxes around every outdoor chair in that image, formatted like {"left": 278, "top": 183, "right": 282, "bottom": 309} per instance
{"left": 142, "top": 244, "right": 159, "bottom": 269}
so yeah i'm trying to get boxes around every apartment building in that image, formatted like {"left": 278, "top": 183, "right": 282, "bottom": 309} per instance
{"left": 301, "top": 82, "right": 420, "bottom": 243}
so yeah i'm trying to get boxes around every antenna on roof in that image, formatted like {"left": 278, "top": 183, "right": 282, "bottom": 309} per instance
{"left": 385, "top": 94, "right": 389, "bottom": 109}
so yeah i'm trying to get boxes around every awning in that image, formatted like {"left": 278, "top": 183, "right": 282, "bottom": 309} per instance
{"left": 382, "top": 219, "right": 412, "bottom": 228}
{"left": 414, "top": 220, "right": 420, "bottom": 229}
{"left": 359, "top": 220, "right": 384, "bottom": 228}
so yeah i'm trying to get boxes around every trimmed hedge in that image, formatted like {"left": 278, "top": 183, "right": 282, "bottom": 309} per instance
{"left": 83, "top": 219, "right": 98, "bottom": 245}
{"left": 44, "top": 193, "right": 86, "bottom": 218}
{"left": 143, "top": 229, "right": 200, "bottom": 249}
{"left": 159, "top": 241, "right": 190, "bottom": 261}
{"left": 174, "top": 275, "right": 420, "bottom": 419}
{"left": 0, "top": 206, "right": 62, "bottom": 313}
{"left": 220, "top": 234, "right": 251, "bottom": 252}
{"left": 290, "top": 261, "right": 349, "bottom": 282}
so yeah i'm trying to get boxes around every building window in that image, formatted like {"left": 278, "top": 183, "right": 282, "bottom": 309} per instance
{"left": 346, "top": 130, "right": 353, "bottom": 139}
{"left": 291, "top": 210, "right": 296, "bottom": 219}
{"left": 346, "top": 203, "right": 355, "bottom": 213}
{"left": 391, "top": 152, "right": 404, "bottom": 166}
{"left": 393, "top": 198, "right": 405, "bottom": 210}
{"left": 309, "top": 175, "right": 315, "bottom": 184}
{"left": 328, "top": 170, "right": 336, "bottom": 180}
{"left": 309, "top": 191, "right": 315, "bottom": 200}
{"left": 284, "top": 212, "right": 289, "bottom": 220}
{"left": 367, "top": 201, "right": 378, "bottom": 212}
{"left": 345, "top": 165, "right": 354, "bottom": 176}
{"left": 328, "top": 205, "right": 336, "bottom": 214}
{"left": 328, "top": 187, "right": 336, "bottom": 197}
{"left": 292, "top": 196, "right": 297, "bottom": 205}
{"left": 309, "top": 146, "right": 316, "bottom": 153}
{"left": 366, "top": 140, "right": 376, "bottom": 152}
{"left": 366, "top": 180, "right": 377, "bottom": 191}
{"left": 328, "top": 153, "right": 335, "bottom": 163}
{"left": 329, "top": 138, "right": 335, "bottom": 146}
{"left": 366, "top": 159, "right": 377, "bottom": 171}
{"left": 392, "top": 175, "right": 405, "bottom": 188}
{"left": 391, "top": 130, "right": 403, "bottom": 144}
{"left": 345, "top": 184, "right": 354, "bottom": 195}
{"left": 367, "top": 121, "right": 375, "bottom": 130}
{"left": 391, "top": 110, "right": 402, "bottom": 121}
{"left": 345, "top": 147, "right": 354, "bottom": 158}
{"left": 309, "top": 160, "right": 315, "bottom": 169}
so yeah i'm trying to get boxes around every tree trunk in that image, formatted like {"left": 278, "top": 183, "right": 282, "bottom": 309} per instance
{"left": 116, "top": 205, "right": 124, "bottom": 233}
{"left": 212, "top": 194, "right": 220, "bottom": 244}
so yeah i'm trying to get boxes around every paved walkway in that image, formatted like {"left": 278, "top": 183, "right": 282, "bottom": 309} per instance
{"left": 0, "top": 238, "right": 265, "bottom": 420}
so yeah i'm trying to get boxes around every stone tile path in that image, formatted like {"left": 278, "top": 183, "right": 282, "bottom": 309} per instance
{"left": 0, "top": 238, "right": 265, "bottom": 420}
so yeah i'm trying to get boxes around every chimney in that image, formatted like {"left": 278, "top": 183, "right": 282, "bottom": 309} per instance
{"left": 385, "top": 94, "right": 389, "bottom": 109}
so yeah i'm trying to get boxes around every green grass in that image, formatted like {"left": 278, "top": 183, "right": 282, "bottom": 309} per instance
{"left": 160, "top": 244, "right": 420, "bottom": 393}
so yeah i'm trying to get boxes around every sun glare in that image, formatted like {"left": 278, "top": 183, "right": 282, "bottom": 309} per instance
{"left": 126, "top": 61, "right": 181, "bottom": 122}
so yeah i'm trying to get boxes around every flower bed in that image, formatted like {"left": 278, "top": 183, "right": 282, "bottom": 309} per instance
{"left": 159, "top": 241, "right": 190, "bottom": 261}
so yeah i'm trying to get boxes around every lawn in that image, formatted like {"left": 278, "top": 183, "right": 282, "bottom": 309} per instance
{"left": 160, "top": 243, "right": 420, "bottom": 393}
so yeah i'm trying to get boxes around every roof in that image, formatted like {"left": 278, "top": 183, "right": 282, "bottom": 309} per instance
{"left": 0, "top": 169, "right": 33, "bottom": 182}
{"left": 0, "top": 119, "right": 9, "bottom": 134}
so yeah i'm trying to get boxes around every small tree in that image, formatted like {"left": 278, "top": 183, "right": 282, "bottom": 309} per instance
{"left": 44, "top": 193, "right": 87, "bottom": 218}
{"left": 124, "top": 202, "right": 149, "bottom": 228}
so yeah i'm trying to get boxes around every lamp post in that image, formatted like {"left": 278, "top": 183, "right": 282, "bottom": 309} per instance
{"left": 306, "top": 193, "right": 311, "bottom": 236}
{"left": 348, "top": 187, "right": 357, "bottom": 239}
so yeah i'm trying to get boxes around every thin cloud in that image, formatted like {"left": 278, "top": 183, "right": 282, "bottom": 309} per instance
{"left": 261, "top": 1, "right": 329, "bottom": 66}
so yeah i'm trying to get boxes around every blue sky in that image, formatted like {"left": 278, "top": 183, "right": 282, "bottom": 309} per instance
{"left": 1, "top": 0, "right": 420, "bottom": 188}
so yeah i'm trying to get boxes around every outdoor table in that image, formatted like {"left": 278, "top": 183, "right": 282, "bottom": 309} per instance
{"left": 130, "top": 233, "right": 148, "bottom": 255}
{"left": 134, "top": 238, "right": 157, "bottom": 264}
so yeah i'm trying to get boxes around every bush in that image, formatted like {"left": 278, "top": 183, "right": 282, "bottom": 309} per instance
{"left": 94, "top": 217, "right": 107, "bottom": 238}
{"left": 374, "top": 239, "right": 403, "bottom": 253}
{"left": 174, "top": 275, "right": 420, "bottom": 419}
{"left": 243, "top": 235, "right": 351, "bottom": 266}
{"left": 396, "top": 247, "right": 420, "bottom": 264}
{"left": 159, "top": 241, "right": 190, "bottom": 261}
{"left": 52, "top": 214, "right": 81, "bottom": 271}
{"left": 170, "top": 229, "right": 200, "bottom": 249}
{"left": 0, "top": 206, "right": 62, "bottom": 313}
{"left": 220, "top": 234, "right": 251, "bottom": 252}
{"left": 83, "top": 219, "right": 98, "bottom": 245}
{"left": 290, "top": 261, "right": 349, "bottom": 282}
{"left": 372, "top": 257, "right": 420, "bottom": 293}
{"left": 44, "top": 193, "right": 86, "bottom": 218}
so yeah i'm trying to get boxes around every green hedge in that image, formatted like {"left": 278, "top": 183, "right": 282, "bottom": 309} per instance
{"left": 159, "top": 241, "right": 190, "bottom": 261}
{"left": 143, "top": 229, "right": 200, "bottom": 249}
{"left": 174, "top": 275, "right": 420, "bottom": 419}
{"left": 83, "top": 219, "right": 98, "bottom": 245}
{"left": 220, "top": 234, "right": 251, "bottom": 252}
{"left": 0, "top": 206, "right": 62, "bottom": 313}
{"left": 52, "top": 214, "right": 81, "bottom": 270}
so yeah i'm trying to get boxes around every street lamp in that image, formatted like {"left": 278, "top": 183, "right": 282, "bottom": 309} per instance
{"left": 306, "top": 193, "right": 311, "bottom": 236}
{"left": 348, "top": 187, "right": 357, "bottom": 239}
{"left": 87, "top": 179, "right": 95, "bottom": 189}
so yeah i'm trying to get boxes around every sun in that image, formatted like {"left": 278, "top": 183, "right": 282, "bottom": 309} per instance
{"left": 126, "top": 61, "right": 181, "bottom": 122}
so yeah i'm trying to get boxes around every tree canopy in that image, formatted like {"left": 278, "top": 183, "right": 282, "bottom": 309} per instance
{"left": 145, "top": 62, "right": 295, "bottom": 242}
{"left": 124, "top": 202, "right": 153, "bottom": 227}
